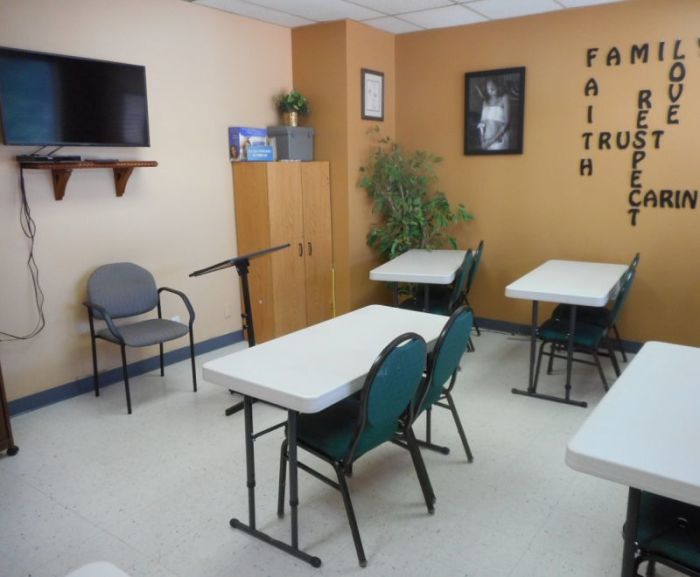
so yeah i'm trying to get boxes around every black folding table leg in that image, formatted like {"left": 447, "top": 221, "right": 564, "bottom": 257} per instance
{"left": 229, "top": 399, "right": 321, "bottom": 567}
{"left": 620, "top": 488, "right": 641, "bottom": 577}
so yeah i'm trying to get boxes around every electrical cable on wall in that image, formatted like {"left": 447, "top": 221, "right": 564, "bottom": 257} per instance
{"left": 0, "top": 168, "right": 45, "bottom": 341}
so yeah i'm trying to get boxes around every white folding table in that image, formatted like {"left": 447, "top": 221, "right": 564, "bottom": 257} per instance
{"left": 566, "top": 341, "right": 700, "bottom": 576}
{"left": 369, "top": 249, "right": 467, "bottom": 309}
{"left": 203, "top": 304, "right": 448, "bottom": 567}
{"left": 505, "top": 259, "right": 628, "bottom": 407}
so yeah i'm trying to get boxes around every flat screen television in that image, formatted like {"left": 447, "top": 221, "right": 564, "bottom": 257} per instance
{"left": 0, "top": 47, "right": 150, "bottom": 147}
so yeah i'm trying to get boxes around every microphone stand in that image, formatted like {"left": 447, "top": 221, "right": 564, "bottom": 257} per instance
{"left": 190, "top": 243, "right": 290, "bottom": 416}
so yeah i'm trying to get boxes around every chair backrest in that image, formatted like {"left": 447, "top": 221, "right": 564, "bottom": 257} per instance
{"left": 345, "top": 332, "right": 427, "bottom": 463}
{"left": 629, "top": 252, "right": 640, "bottom": 272}
{"left": 87, "top": 262, "right": 158, "bottom": 320}
{"left": 465, "top": 240, "right": 484, "bottom": 296}
{"left": 416, "top": 306, "right": 473, "bottom": 415}
{"left": 447, "top": 250, "right": 474, "bottom": 314}
{"left": 608, "top": 266, "right": 636, "bottom": 327}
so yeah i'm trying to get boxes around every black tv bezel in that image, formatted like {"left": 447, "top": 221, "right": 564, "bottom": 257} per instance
{"left": 0, "top": 46, "right": 151, "bottom": 148}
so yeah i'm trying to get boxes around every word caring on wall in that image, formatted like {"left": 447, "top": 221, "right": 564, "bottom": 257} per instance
{"left": 580, "top": 39, "right": 698, "bottom": 226}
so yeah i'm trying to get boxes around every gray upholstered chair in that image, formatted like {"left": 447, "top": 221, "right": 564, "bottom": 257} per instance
{"left": 84, "top": 262, "right": 196, "bottom": 414}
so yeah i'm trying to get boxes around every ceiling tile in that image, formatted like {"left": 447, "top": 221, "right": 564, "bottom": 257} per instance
{"left": 400, "top": 5, "right": 487, "bottom": 28}
{"left": 464, "top": 0, "right": 562, "bottom": 19}
{"left": 194, "top": 0, "right": 313, "bottom": 26}
{"left": 363, "top": 16, "right": 424, "bottom": 34}
{"left": 248, "top": 0, "right": 383, "bottom": 21}
{"left": 351, "top": 0, "right": 454, "bottom": 15}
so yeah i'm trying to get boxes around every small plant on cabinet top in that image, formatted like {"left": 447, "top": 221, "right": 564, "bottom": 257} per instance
{"left": 274, "top": 90, "right": 310, "bottom": 115}
{"left": 359, "top": 128, "right": 474, "bottom": 261}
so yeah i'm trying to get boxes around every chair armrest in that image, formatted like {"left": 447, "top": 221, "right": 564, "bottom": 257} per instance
{"left": 82, "top": 301, "right": 125, "bottom": 343}
{"left": 158, "top": 287, "right": 196, "bottom": 325}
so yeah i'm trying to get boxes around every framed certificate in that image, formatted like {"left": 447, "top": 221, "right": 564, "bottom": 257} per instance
{"left": 361, "top": 68, "right": 384, "bottom": 121}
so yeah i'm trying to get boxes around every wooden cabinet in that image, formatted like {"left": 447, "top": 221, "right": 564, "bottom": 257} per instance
{"left": 232, "top": 161, "right": 333, "bottom": 343}
{"left": 0, "top": 361, "right": 19, "bottom": 456}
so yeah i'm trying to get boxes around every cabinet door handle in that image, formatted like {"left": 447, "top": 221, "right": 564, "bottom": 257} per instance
{"left": 298, "top": 242, "right": 303, "bottom": 257}
{"left": 307, "top": 242, "right": 312, "bottom": 256}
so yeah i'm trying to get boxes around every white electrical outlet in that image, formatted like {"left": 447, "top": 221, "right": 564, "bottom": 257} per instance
{"left": 171, "top": 315, "right": 181, "bottom": 323}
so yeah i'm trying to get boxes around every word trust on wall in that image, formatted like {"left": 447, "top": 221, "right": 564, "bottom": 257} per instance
{"left": 580, "top": 40, "right": 698, "bottom": 226}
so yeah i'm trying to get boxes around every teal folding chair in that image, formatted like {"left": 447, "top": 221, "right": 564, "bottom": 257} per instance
{"left": 401, "top": 249, "right": 474, "bottom": 316}
{"left": 464, "top": 240, "right": 484, "bottom": 347}
{"left": 276, "top": 332, "right": 431, "bottom": 567}
{"left": 551, "top": 252, "right": 639, "bottom": 363}
{"left": 632, "top": 491, "right": 700, "bottom": 577}
{"left": 534, "top": 265, "right": 637, "bottom": 391}
{"left": 397, "top": 306, "right": 475, "bottom": 461}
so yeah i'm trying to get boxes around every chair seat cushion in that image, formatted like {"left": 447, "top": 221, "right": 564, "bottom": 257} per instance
{"left": 538, "top": 318, "right": 607, "bottom": 348}
{"left": 298, "top": 396, "right": 400, "bottom": 463}
{"left": 97, "top": 319, "right": 189, "bottom": 347}
{"left": 298, "top": 398, "right": 362, "bottom": 462}
{"left": 637, "top": 491, "right": 700, "bottom": 571}
{"left": 552, "top": 304, "right": 610, "bottom": 327}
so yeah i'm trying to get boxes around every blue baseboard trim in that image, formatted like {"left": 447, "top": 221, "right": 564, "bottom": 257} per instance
{"left": 475, "top": 316, "right": 643, "bottom": 354}
{"left": 8, "top": 330, "right": 244, "bottom": 416}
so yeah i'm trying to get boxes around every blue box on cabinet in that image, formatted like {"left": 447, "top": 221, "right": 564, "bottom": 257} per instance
{"left": 228, "top": 127, "right": 268, "bottom": 161}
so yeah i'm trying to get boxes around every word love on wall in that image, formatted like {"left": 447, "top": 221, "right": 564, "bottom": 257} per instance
{"left": 580, "top": 39, "right": 698, "bottom": 226}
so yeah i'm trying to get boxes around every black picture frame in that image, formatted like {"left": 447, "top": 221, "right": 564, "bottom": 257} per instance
{"left": 361, "top": 68, "right": 384, "bottom": 121}
{"left": 464, "top": 67, "right": 525, "bottom": 155}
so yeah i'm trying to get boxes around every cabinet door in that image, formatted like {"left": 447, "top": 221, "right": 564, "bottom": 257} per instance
{"left": 267, "top": 163, "right": 308, "bottom": 337}
{"left": 301, "top": 162, "right": 333, "bottom": 325}
{"left": 232, "top": 163, "right": 276, "bottom": 343}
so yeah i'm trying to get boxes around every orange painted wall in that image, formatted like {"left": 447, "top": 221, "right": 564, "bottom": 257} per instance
{"left": 293, "top": 21, "right": 395, "bottom": 313}
{"left": 396, "top": 0, "right": 700, "bottom": 346}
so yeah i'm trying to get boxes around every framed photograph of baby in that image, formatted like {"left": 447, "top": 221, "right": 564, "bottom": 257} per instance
{"left": 464, "top": 67, "right": 526, "bottom": 155}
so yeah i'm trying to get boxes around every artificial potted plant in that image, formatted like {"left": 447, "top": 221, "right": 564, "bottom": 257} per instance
{"left": 275, "top": 90, "right": 309, "bottom": 127}
{"left": 359, "top": 129, "right": 474, "bottom": 262}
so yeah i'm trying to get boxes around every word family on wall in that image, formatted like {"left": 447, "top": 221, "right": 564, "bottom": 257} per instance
{"left": 580, "top": 39, "right": 698, "bottom": 226}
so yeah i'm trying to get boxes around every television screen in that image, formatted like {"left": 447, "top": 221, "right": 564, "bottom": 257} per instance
{"left": 0, "top": 47, "right": 150, "bottom": 147}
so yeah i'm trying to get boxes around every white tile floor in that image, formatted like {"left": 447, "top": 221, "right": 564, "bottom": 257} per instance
{"left": 0, "top": 330, "right": 681, "bottom": 577}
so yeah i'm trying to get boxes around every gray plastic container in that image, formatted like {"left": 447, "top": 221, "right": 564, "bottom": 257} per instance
{"left": 267, "top": 126, "right": 314, "bottom": 161}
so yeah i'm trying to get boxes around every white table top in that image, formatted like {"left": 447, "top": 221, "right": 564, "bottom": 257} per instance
{"left": 505, "top": 259, "right": 628, "bottom": 306}
{"left": 369, "top": 249, "right": 467, "bottom": 285}
{"left": 203, "top": 305, "right": 448, "bottom": 413}
{"left": 566, "top": 341, "right": 700, "bottom": 507}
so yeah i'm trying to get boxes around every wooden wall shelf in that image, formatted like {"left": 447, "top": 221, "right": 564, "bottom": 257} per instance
{"left": 19, "top": 160, "right": 158, "bottom": 200}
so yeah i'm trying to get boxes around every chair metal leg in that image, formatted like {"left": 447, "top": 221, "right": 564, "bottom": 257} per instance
{"left": 404, "top": 427, "right": 436, "bottom": 513}
{"left": 547, "top": 342, "right": 557, "bottom": 374}
{"left": 465, "top": 297, "right": 481, "bottom": 336}
{"left": 467, "top": 337, "right": 475, "bottom": 353}
{"left": 90, "top": 336, "right": 100, "bottom": 397}
{"left": 607, "top": 338, "right": 621, "bottom": 377}
{"left": 444, "top": 391, "right": 473, "bottom": 462}
{"left": 120, "top": 345, "right": 132, "bottom": 414}
{"left": 277, "top": 439, "right": 287, "bottom": 518}
{"left": 592, "top": 350, "right": 609, "bottom": 391}
{"left": 533, "top": 340, "right": 547, "bottom": 391}
{"left": 333, "top": 462, "right": 367, "bottom": 567}
{"left": 189, "top": 330, "right": 197, "bottom": 392}
{"left": 88, "top": 315, "right": 100, "bottom": 397}
{"left": 425, "top": 407, "right": 432, "bottom": 443}
{"left": 613, "top": 324, "right": 628, "bottom": 363}
{"left": 159, "top": 343, "right": 164, "bottom": 377}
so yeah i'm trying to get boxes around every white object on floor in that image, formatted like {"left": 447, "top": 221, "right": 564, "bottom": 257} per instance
{"left": 65, "top": 562, "right": 131, "bottom": 577}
